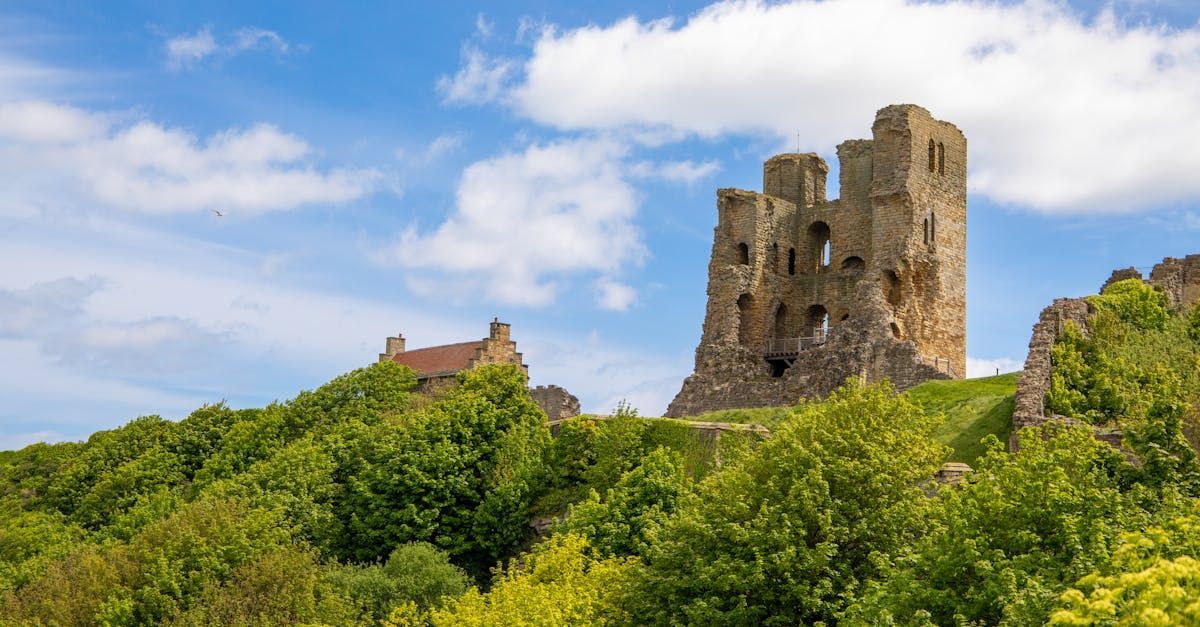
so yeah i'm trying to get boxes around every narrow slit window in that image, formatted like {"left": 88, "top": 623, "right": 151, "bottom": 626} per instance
{"left": 923, "top": 218, "right": 929, "bottom": 244}
{"left": 928, "top": 139, "right": 936, "bottom": 172}
{"left": 937, "top": 142, "right": 945, "bottom": 175}
{"left": 930, "top": 213, "right": 936, "bottom": 242}
{"left": 788, "top": 248, "right": 796, "bottom": 275}
{"left": 736, "top": 242, "right": 749, "bottom": 265}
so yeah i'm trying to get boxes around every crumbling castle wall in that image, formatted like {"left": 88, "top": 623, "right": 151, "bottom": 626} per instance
{"left": 530, "top": 385, "right": 581, "bottom": 422}
{"left": 1011, "top": 254, "right": 1199, "bottom": 450}
{"left": 667, "top": 104, "right": 965, "bottom": 416}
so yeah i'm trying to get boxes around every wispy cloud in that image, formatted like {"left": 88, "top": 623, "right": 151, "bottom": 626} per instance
{"left": 164, "top": 26, "right": 294, "bottom": 70}
{"left": 436, "top": 45, "right": 515, "bottom": 105}
{"left": 0, "top": 100, "right": 382, "bottom": 216}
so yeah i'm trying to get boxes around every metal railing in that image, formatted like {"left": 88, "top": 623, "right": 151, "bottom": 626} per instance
{"left": 765, "top": 329, "right": 827, "bottom": 357}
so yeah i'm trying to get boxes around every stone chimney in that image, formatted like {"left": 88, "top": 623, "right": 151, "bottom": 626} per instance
{"left": 489, "top": 317, "right": 510, "bottom": 342}
{"left": 378, "top": 333, "right": 406, "bottom": 362}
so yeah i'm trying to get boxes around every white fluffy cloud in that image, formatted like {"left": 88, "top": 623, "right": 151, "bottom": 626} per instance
{"left": 453, "top": 0, "right": 1200, "bottom": 212}
{"left": 0, "top": 100, "right": 381, "bottom": 215}
{"left": 165, "top": 26, "right": 292, "bottom": 69}
{"left": 378, "top": 136, "right": 646, "bottom": 307}
{"left": 966, "top": 355, "right": 1024, "bottom": 378}
{"left": 595, "top": 278, "right": 638, "bottom": 311}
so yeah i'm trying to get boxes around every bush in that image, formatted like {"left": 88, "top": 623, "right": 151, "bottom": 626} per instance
{"left": 630, "top": 380, "right": 947, "bottom": 625}
{"left": 1088, "top": 278, "right": 1170, "bottom": 331}
{"left": 557, "top": 447, "right": 688, "bottom": 559}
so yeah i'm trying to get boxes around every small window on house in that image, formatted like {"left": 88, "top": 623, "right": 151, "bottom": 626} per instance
{"left": 937, "top": 142, "right": 945, "bottom": 175}
{"left": 736, "top": 242, "right": 749, "bottom": 265}
{"left": 928, "top": 139, "right": 936, "bottom": 172}
{"left": 787, "top": 248, "right": 796, "bottom": 275}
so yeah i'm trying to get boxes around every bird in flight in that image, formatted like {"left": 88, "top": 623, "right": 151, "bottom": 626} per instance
{"left": 212, "top": 209, "right": 224, "bottom": 217}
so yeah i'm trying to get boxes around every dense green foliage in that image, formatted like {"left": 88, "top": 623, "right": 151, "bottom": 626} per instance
{"left": 3, "top": 282, "right": 1199, "bottom": 625}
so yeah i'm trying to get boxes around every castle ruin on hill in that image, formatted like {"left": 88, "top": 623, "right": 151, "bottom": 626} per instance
{"left": 667, "top": 104, "right": 967, "bottom": 416}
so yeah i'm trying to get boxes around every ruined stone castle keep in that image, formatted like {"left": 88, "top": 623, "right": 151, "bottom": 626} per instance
{"left": 667, "top": 104, "right": 966, "bottom": 416}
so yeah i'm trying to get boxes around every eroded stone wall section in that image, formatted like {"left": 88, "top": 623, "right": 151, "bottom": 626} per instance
{"left": 530, "top": 385, "right": 581, "bottom": 422}
{"left": 1011, "top": 253, "right": 1198, "bottom": 450}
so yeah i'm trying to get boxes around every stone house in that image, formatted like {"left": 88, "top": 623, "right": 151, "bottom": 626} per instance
{"left": 378, "top": 318, "right": 580, "bottom": 421}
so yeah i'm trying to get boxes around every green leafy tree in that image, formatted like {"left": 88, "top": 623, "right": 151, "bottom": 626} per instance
{"left": 631, "top": 380, "right": 948, "bottom": 625}
{"left": 557, "top": 446, "right": 688, "bottom": 558}
{"left": 848, "top": 425, "right": 1140, "bottom": 625}
{"left": 1051, "top": 507, "right": 1200, "bottom": 625}
{"left": 427, "top": 534, "right": 632, "bottom": 626}
{"left": 1088, "top": 279, "right": 1171, "bottom": 331}
{"left": 335, "top": 364, "right": 551, "bottom": 571}
{"left": 382, "top": 542, "right": 471, "bottom": 611}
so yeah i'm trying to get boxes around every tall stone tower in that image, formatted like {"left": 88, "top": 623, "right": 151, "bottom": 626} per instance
{"left": 666, "top": 104, "right": 966, "bottom": 417}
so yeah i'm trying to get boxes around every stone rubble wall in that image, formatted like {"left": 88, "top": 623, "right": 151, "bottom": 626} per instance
{"left": 530, "top": 385, "right": 581, "bottom": 422}
{"left": 1010, "top": 298, "right": 1092, "bottom": 449}
{"left": 1149, "top": 254, "right": 1200, "bottom": 309}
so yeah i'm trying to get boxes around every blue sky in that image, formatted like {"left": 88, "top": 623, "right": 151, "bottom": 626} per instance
{"left": 2, "top": 0, "right": 1199, "bottom": 448}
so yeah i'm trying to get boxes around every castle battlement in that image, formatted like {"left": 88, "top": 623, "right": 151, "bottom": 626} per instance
{"left": 667, "top": 104, "right": 967, "bottom": 416}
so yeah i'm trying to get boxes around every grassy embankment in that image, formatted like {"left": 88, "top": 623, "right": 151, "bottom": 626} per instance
{"left": 677, "top": 372, "right": 1019, "bottom": 465}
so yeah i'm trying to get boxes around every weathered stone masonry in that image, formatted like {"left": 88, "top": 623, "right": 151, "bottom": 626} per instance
{"left": 668, "top": 104, "right": 966, "bottom": 416}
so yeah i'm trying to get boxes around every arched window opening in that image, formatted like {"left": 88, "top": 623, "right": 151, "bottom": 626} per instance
{"left": 841, "top": 256, "right": 865, "bottom": 275}
{"left": 773, "top": 304, "right": 789, "bottom": 340}
{"left": 937, "top": 142, "right": 945, "bottom": 175}
{"left": 928, "top": 139, "right": 936, "bottom": 172}
{"left": 930, "top": 213, "right": 937, "bottom": 242}
{"left": 923, "top": 218, "right": 930, "bottom": 244}
{"left": 882, "top": 269, "right": 901, "bottom": 307}
{"left": 807, "top": 222, "right": 831, "bottom": 272}
{"left": 736, "top": 242, "right": 749, "bottom": 265}
{"left": 737, "top": 293, "right": 754, "bottom": 346}
{"left": 805, "top": 304, "right": 829, "bottom": 339}
{"left": 787, "top": 248, "right": 796, "bottom": 275}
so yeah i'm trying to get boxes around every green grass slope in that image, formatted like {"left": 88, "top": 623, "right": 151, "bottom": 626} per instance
{"left": 677, "top": 372, "right": 1019, "bottom": 465}
{"left": 905, "top": 373, "right": 1018, "bottom": 464}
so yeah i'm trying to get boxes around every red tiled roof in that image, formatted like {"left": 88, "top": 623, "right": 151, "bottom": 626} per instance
{"left": 390, "top": 341, "right": 482, "bottom": 378}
